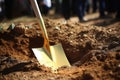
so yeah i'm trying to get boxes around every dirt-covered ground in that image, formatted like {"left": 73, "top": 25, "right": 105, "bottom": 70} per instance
{"left": 0, "top": 13, "right": 120, "bottom": 80}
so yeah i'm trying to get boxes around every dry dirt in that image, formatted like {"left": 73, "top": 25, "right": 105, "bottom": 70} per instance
{"left": 0, "top": 14, "right": 120, "bottom": 80}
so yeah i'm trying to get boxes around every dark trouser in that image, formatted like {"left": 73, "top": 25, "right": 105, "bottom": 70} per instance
{"left": 98, "top": 0, "right": 105, "bottom": 17}
{"left": 105, "top": 0, "right": 120, "bottom": 18}
{"left": 92, "top": 0, "right": 97, "bottom": 12}
{"left": 86, "top": 0, "right": 90, "bottom": 13}
{"left": 62, "top": 0, "right": 71, "bottom": 20}
{"left": 75, "top": 0, "right": 87, "bottom": 20}
{"left": 20, "top": 0, "right": 33, "bottom": 16}
{"left": 41, "top": 5, "right": 50, "bottom": 15}
{"left": 92, "top": 0, "right": 105, "bottom": 16}
{"left": 4, "top": 0, "right": 14, "bottom": 19}
{"left": 55, "top": 0, "right": 62, "bottom": 14}
{"left": 116, "top": 0, "right": 120, "bottom": 18}
{"left": 0, "top": 1, "right": 5, "bottom": 19}
{"left": 105, "top": 0, "right": 116, "bottom": 13}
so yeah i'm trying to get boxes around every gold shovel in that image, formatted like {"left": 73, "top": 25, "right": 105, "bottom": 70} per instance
{"left": 30, "top": 0, "right": 70, "bottom": 70}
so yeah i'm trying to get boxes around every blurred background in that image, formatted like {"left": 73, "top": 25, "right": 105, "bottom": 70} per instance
{"left": 0, "top": 0, "right": 120, "bottom": 21}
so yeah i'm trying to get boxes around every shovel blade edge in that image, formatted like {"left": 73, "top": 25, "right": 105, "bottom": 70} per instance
{"left": 32, "top": 48, "right": 57, "bottom": 69}
{"left": 50, "top": 43, "right": 71, "bottom": 68}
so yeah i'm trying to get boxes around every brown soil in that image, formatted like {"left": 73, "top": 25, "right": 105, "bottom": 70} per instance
{"left": 0, "top": 14, "right": 120, "bottom": 80}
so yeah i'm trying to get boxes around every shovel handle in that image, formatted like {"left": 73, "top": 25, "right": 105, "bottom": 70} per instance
{"left": 30, "top": 0, "right": 48, "bottom": 39}
{"left": 30, "top": 0, "right": 51, "bottom": 56}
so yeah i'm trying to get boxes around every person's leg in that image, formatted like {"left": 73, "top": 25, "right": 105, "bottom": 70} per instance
{"left": 24, "top": 0, "right": 34, "bottom": 16}
{"left": 62, "top": 0, "right": 71, "bottom": 20}
{"left": 98, "top": 0, "right": 105, "bottom": 17}
{"left": 92, "top": 0, "right": 97, "bottom": 13}
{"left": 0, "top": 0, "right": 5, "bottom": 20}
{"left": 116, "top": 0, "right": 120, "bottom": 19}
{"left": 55, "top": 0, "right": 62, "bottom": 14}
{"left": 105, "top": 0, "right": 114, "bottom": 13}
{"left": 71, "top": 0, "right": 77, "bottom": 15}
{"left": 4, "top": 0, "right": 14, "bottom": 19}
{"left": 76, "top": 0, "right": 87, "bottom": 21}
{"left": 86, "top": 0, "right": 90, "bottom": 13}
{"left": 82, "top": 0, "right": 87, "bottom": 16}
{"left": 75, "top": 0, "right": 83, "bottom": 21}
{"left": 42, "top": 5, "right": 49, "bottom": 15}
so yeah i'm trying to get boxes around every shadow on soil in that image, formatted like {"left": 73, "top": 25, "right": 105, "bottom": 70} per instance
{"left": 1, "top": 61, "right": 41, "bottom": 75}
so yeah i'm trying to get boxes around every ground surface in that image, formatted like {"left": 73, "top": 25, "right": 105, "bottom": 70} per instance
{"left": 0, "top": 13, "right": 120, "bottom": 80}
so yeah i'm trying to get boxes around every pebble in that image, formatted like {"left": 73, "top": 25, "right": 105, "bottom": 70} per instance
{"left": 118, "top": 64, "right": 120, "bottom": 67}
{"left": 83, "top": 34, "right": 88, "bottom": 38}
{"left": 55, "top": 26, "right": 60, "bottom": 30}
{"left": 0, "top": 26, "right": 3, "bottom": 31}
{"left": 8, "top": 23, "right": 15, "bottom": 30}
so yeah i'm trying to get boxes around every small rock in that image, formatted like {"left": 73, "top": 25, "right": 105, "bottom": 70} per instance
{"left": 97, "top": 46, "right": 103, "bottom": 50}
{"left": 55, "top": 26, "right": 60, "bottom": 30}
{"left": 70, "top": 31, "right": 73, "bottom": 34}
{"left": 80, "top": 39, "right": 83, "bottom": 42}
{"left": 13, "top": 23, "right": 26, "bottom": 34}
{"left": 70, "top": 40, "right": 73, "bottom": 43}
{"left": 61, "top": 20, "right": 67, "bottom": 24}
{"left": 0, "top": 26, "right": 3, "bottom": 32}
{"left": 96, "top": 53, "right": 107, "bottom": 62}
{"left": 118, "top": 64, "right": 120, "bottom": 67}
{"left": 108, "top": 41, "right": 119, "bottom": 50}
{"left": 8, "top": 23, "right": 15, "bottom": 30}
{"left": 25, "top": 25, "right": 32, "bottom": 29}
{"left": 82, "top": 70, "right": 94, "bottom": 80}
{"left": 108, "top": 29, "right": 112, "bottom": 32}
{"left": 116, "top": 53, "right": 120, "bottom": 60}
{"left": 83, "top": 34, "right": 88, "bottom": 38}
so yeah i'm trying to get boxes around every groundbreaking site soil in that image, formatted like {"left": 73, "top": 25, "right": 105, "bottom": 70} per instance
{"left": 0, "top": 14, "right": 120, "bottom": 80}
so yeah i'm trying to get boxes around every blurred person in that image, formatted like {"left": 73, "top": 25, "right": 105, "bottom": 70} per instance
{"left": 115, "top": 0, "right": 120, "bottom": 19}
{"left": 75, "top": 0, "right": 87, "bottom": 22}
{"left": 0, "top": 0, "right": 5, "bottom": 20}
{"left": 4, "top": 0, "right": 26, "bottom": 19}
{"left": 18, "top": 0, "right": 33, "bottom": 16}
{"left": 92, "top": 0, "right": 106, "bottom": 18}
{"left": 71, "top": 0, "right": 77, "bottom": 16}
{"left": 98, "top": 0, "right": 106, "bottom": 17}
{"left": 86, "top": 0, "right": 91, "bottom": 13}
{"left": 55, "top": 0, "right": 62, "bottom": 14}
{"left": 92, "top": 0, "right": 97, "bottom": 13}
{"left": 62, "top": 0, "right": 77, "bottom": 18}
{"left": 105, "top": 0, "right": 116, "bottom": 13}
{"left": 61, "top": 0, "right": 72, "bottom": 20}
{"left": 61, "top": 0, "right": 88, "bottom": 22}
{"left": 106, "top": 0, "right": 120, "bottom": 19}
{"left": 38, "top": 0, "right": 52, "bottom": 15}
{"left": 105, "top": 0, "right": 116, "bottom": 18}
{"left": 4, "top": 0, "right": 14, "bottom": 19}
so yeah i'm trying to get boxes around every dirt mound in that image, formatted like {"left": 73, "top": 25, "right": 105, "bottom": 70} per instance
{"left": 0, "top": 17, "right": 120, "bottom": 80}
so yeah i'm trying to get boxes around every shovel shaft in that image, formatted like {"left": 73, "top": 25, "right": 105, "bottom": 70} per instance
{"left": 30, "top": 0, "right": 51, "bottom": 56}
{"left": 30, "top": 0, "right": 48, "bottom": 39}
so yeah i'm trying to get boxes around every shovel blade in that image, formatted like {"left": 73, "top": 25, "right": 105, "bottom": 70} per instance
{"left": 32, "top": 43, "right": 70, "bottom": 70}
{"left": 50, "top": 44, "right": 71, "bottom": 68}
{"left": 32, "top": 48, "right": 56, "bottom": 69}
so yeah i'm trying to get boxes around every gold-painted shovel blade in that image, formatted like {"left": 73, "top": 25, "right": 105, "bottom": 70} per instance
{"left": 32, "top": 48, "right": 56, "bottom": 69}
{"left": 32, "top": 43, "right": 70, "bottom": 70}
{"left": 50, "top": 43, "right": 71, "bottom": 68}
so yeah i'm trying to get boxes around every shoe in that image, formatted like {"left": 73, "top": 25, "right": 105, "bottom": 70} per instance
{"left": 80, "top": 17, "right": 87, "bottom": 22}
{"left": 80, "top": 19, "right": 85, "bottom": 22}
